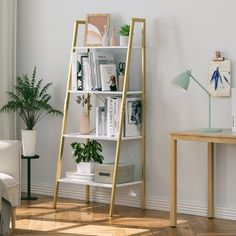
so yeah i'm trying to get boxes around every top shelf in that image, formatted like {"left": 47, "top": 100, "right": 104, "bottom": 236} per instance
{"left": 74, "top": 46, "right": 142, "bottom": 50}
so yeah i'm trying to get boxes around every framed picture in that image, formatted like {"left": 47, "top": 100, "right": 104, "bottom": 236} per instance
{"left": 208, "top": 60, "right": 231, "bottom": 96}
{"left": 125, "top": 97, "right": 142, "bottom": 137}
{"left": 84, "top": 14, "right": 110, "bottom": 46}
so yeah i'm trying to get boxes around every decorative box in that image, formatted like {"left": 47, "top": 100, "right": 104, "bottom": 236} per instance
{"left": 94, "top": 163, "right": 134, "bottom": 184}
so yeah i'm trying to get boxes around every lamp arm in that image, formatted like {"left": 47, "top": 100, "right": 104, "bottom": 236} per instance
{"left": 190, "top": 74, "right": 211, "bottom": 128}
{"left": 189, "top": 74, "right": 211, "bottom": 96}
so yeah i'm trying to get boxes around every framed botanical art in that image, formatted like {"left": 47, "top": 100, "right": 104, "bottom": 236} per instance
{"left": 84, "top": 14, "right": 110, "bottom": 46}
{"left": 208, "top": 60, "right": 231, "bottom": 96}
{"left": 125, "top": 97, "right": 142, "bottom": 137}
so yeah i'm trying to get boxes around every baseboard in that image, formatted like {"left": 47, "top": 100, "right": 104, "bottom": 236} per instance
{"left": 21, "top": 181, "right": 236, "bottom": 221}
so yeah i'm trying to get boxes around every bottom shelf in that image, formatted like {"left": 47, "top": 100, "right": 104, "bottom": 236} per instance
{"left": 58, "top": 178, "right": 142, "bottom": 188}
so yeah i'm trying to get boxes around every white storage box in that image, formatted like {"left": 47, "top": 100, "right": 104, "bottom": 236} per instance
{"left": 94, "top": 163, "right": 134, "bottom": 184}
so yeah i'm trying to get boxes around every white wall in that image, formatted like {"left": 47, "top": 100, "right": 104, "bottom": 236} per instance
{"left": 17, "top": 0, "right": 236, "bottom": 220}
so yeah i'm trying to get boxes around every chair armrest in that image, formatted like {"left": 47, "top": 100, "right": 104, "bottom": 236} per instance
{"left": 0, "top": 141, "right": 21, "bottom": 184}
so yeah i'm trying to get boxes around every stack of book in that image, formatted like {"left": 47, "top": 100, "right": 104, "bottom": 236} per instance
{"left": 96, "top": 97, "right": 142, "bottom": 137}
{"left": 65, "top": 171, "right": 94, "bottom": 181}
{"left": 71, "top": 51, "right": 118, "bottom": 91}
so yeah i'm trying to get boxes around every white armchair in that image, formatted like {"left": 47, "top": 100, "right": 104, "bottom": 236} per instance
{"left": 0, "top": 140, "right": 21, "bottom": 232}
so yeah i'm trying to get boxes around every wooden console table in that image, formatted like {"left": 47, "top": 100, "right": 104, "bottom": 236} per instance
{"left": 169, "top": 129, "right": 236, "bottom": 227}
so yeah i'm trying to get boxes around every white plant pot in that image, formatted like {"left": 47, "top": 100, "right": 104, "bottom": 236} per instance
{"left": 120, "top": 36, "right": 129, "bottom": 46}
{"left": 21, "top": 129, "right": 37, "bottom": 156}
{"left": 77, "top": 162, "right": 95, "bottom": 174}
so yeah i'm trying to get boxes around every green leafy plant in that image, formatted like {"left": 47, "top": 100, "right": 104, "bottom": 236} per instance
{"left": 119, "top": 24, "right": 130, "bottom": 36}
{"left": 0, "top": 67, "right": 63, "bottom": 130}
{"left": 71, "top": 140, "right": 104, "bottom": 164}
{"left": 76, "top": 95, "right": 92, "bottom": 110}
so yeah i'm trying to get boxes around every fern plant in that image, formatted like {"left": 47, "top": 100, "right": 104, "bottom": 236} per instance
{"left": 0, "top": 67, "right": 63, "bottom": 130}
{"left": 71, "top": 140, "right": 104, "bottom": 164}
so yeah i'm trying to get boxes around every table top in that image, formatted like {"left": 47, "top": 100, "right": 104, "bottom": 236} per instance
{"left": 169, "top": 129, "right": 236, "bottom": 144}
{"left": 21, "top": 155, "right": 39, "bottom": 160}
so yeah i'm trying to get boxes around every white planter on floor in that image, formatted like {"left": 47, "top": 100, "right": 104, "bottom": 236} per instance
{"left": 21, "top": 129, "right": 37, "bottom": 156}
{"left": 77, "top": 162, "right": 95, "bottom": 174}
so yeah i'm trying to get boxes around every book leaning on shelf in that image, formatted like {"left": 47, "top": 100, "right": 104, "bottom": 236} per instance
{"left": 96, "top": 96, "right": 142, "bottom": 137}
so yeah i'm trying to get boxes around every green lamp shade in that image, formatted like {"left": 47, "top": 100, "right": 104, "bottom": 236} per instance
{"left": 172, "top": 70, "right": 191, "bottom": 91}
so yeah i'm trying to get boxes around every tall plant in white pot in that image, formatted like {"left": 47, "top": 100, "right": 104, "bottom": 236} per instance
{"left": 1, "top": 67, "right": 63, "bottom": 156}
{"left": 71, "top": 140, "right": 104, "bottom": 174}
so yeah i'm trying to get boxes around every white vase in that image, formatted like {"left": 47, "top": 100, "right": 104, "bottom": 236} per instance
{"left": 80, "top": 112, "right": 90, "bottom": 134}
{"left": 120, "top": 36, "right": 129, "bottom": 46}
{"left": 21, "top": 129, "right": 37, "bottom": 156}
{"left": 102, "top": 25, "right": 109, "bottom": 46}
{"left": 77, "top": 162, "right": 95, "bottom": 174}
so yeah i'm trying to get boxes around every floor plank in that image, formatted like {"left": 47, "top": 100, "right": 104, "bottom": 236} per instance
{"left": 13, "top": 195, "right": 236, "bottom": 235}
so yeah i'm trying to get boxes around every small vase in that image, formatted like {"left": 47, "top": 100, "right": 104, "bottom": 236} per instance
{"left": 80, "top": 112, "right": 90, "bottom": 134}
{"left": 110, "top": 28, "right": 118, "bottom": 46}
{"left": 102, "top": 25, "right": 109, "bottom": 46}
{"left": 120, "top": 36, "right": 129, "bottom": 46}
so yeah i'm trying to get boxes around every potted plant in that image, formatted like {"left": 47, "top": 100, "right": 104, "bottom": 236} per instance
{"left": 71, "top": 140, "right": 104, "bottom": 174}
{"left": 0, "top": 67, "right": 63, "bottom": 156}
{"left": 76, "top": 95, "right": 92, "bottom": 134}
{"left": 119, "top": 24, "right": 130, "bottom": 46}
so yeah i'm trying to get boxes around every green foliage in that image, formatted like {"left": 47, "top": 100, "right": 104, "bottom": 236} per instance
{"left": 71, "top": 140, "right": 104, "bottom": 164}
{"left": 0, "top": 67, "right": 63, "bottom": 130}
{"left": 76, "top": 95, "right": 92, "bottom": 111}
{"left": 119, "top": 24, "right": 130, "bottom": 36}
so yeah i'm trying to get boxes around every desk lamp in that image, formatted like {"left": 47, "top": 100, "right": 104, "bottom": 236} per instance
{"left": 172, "top": 70, "right": 222, "bottom": 132}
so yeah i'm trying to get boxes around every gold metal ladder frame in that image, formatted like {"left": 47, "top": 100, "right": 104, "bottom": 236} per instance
{"left": 53, "top": 18, "right": 146, "bottom": 217}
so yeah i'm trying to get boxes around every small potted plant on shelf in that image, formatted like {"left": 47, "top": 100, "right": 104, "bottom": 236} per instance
{"left": 0, "top": 67, "right": 63, "bottom": 156}
{"left": 76, "top": 95, "right": 92, "bottom": 134}
{"left": 119, "top": 24, "right": 130, "bottom": 46}
{"left": 71, "top": 140, "right": 104, "bottom": 174}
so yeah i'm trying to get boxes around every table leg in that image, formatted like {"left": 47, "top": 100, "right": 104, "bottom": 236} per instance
{"left": 170, "top": 137, "right": 177, "bottom": 227}
{"left": 208, "top": 142, "right": 214, "bottom": 219}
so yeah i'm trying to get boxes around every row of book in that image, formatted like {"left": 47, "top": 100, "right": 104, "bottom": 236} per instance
{"left": 96, "top": 96, "right": 142, "bottom": 137}
{"left": 71, "top": 51, "right": 119, "bottom": 91}
{"left": 65, "top": 171, "right": 94, "bottom": 181}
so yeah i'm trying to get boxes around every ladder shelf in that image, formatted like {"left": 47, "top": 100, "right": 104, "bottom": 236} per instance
{"left": 53, "top": 18, "right": 146, "bottom": 217}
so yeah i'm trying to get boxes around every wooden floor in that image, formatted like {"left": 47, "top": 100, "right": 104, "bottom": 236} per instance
{"left": 13, "top": 195, "right": 236, "bottom": 236}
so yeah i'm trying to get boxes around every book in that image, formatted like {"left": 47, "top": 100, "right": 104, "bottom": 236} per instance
{"left": 71, "top": 52, "right": 87, "bottom": 90}
{"left": 91, "top": 52, "right": 115, "bottom": 90}
{"left": 100, "top": 64, "right": 118, "bottom": 91}
{"left": 65, "top": 171, "right": 94, "bottom": 181}
{"left": 125, "top": 97, "right": 142, "bottom": 137}
{"left": 81, "top": 56, "right": 92, "bottom": 91}
{"left": 71, "top": 53, "right": 78, "bottom": 90}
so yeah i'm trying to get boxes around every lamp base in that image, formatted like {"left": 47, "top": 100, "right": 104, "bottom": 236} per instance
{"left": 199, "top": 128, "right": 222, "bottom": 133}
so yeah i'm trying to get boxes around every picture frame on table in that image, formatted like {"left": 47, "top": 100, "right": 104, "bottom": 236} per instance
{"left": 84, "top": 14, "right": 110, "bottom": 46}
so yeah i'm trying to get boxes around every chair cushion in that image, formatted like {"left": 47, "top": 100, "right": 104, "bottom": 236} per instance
{"left": 0, "top": 173, "right": 17, "bottom": 188}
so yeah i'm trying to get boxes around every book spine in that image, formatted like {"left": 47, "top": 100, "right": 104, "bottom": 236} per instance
{"left": 107, "top": 97, "right": 111, "bottom": 136}
{"left": 88, "top": 52, "right": 94, "bottom": 90}
{"left": 104, "top": 98, "right": 108, "bottom": 136}
{"left": 71, "top": 53, "right": 77, "bottom": 90}
{"left": 96, "top": 107, "right": 99, "bottom": 136}
{"left": 110, "top": 98, "right": 114, "bottom": 136}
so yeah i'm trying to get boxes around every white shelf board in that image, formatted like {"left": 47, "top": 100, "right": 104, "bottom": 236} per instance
{"left": 63, "top": 133, "right": 142, "bottom": 141}
{"left": 68, "top": 90, "right": 142, "bottom": 95}
{"left": 74, "top": 46, "right": 142, "bottom": 50}
{"left": 58, "top": 178, "right": 142, "bottom": 188}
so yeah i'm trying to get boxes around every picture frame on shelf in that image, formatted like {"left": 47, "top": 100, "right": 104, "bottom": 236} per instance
{"left": 84, "top": 14, "right": 110, "bottom": 46}
{"left": 125, "top": 97, "right": 142, "bottom": 137}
